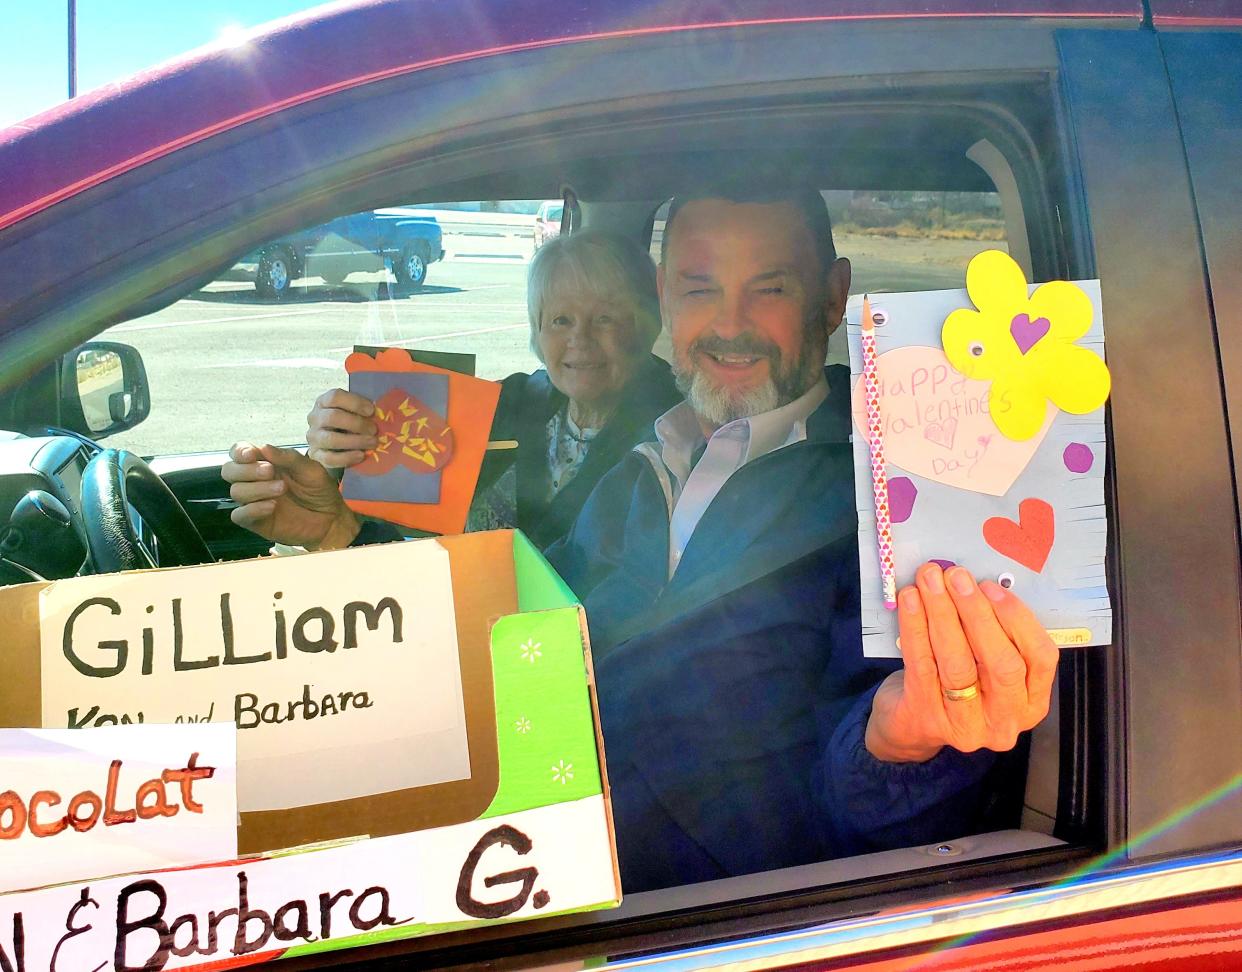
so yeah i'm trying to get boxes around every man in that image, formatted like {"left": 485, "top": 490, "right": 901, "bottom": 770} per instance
{"left": 542, "top": 183, "right": 1057, "bottom": 891}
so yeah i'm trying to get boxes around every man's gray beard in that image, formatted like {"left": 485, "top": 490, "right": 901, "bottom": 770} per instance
{"left": 673, "top": 312, "right": 827, "bottom": 426}
{"left": 676, "top": 368, "right": 781, "bottom": 427}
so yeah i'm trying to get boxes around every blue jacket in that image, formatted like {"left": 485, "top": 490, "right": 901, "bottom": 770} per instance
{"left": 546, "top": 367, "right": 1016, "bottom": 892}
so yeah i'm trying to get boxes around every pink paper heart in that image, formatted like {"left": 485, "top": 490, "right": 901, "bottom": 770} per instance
{"left": 923, "top": 416, "right": 957, "bottom": 450}
{"left": 852, "top": 346, "right": 1055, "bottom": 497}
{"left": 1010, "top": 313, "right": 1050, "bottom": 355}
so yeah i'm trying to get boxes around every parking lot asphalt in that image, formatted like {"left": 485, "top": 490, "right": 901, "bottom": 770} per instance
{"left": 103, "top": 247, "right": 538, "bottom": 456}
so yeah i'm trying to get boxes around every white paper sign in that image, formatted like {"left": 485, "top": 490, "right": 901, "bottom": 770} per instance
{"left": 0, "top": 724, "right": 237, "bottom": 894}
{"left": 0, "top": 796, "right": 617, "bottom": 971}
{"left": 38, "top": 542, "right": 469, "bottom": 812}
{"left": 417, "top": 796, "right": 618, "bottom": 924}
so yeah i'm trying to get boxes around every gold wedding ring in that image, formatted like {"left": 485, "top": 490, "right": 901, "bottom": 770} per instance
{"left": 942, "top": 682, "right": 980, "bottom": 703}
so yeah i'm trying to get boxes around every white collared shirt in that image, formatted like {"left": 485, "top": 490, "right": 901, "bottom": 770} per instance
{"left": 652, "top": 375, "right": 829, "bottom": 578}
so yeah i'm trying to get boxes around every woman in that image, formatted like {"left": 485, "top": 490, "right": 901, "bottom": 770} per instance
{"left": 467, "top": 231, "right": 680, "bottom": 545}
{"left": 263, "top": 230, "right": 680, "bottom": 549}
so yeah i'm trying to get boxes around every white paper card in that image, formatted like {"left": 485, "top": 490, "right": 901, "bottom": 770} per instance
{"left": 846, "top": 284, "right": 1112, "bottom": 657}
{"left": 38, "top": 541, "right": 469, "bottom": 811}
{"left": 0, "top": 724, "right": 237, "bottom": 893}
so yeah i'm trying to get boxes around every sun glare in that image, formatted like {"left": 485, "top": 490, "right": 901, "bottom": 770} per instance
{"left": 216, "top": 23, "right": 250, "bottom": 49}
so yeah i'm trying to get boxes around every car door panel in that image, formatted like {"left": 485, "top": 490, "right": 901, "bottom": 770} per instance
{"left": 1157, "top": 32, "right": 1242, "bottom": 514}
{"left": 1057, "top": 26, "right": 1242, "bottom": 857}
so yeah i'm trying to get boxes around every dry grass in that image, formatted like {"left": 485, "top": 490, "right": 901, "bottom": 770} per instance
{"left": 836, "top": 220, "right": 1007, "bottom": 241}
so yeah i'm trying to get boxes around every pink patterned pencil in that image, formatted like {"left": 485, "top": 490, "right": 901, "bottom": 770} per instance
{"left": 861, "top": 295, "right": 898, "bottom": 610}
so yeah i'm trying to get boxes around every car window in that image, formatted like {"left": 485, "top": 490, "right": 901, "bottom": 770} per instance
{"left": 97, "top": 189, "right": 1008, "bottom": 458}
{"left": 97, "top": 204, "right": 544, "bottom": 457}
{"left": 0, "top": 16, "right": 1142, "bottom": 952}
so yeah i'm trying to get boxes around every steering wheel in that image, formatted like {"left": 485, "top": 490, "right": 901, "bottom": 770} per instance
{"left": 81, "top": 448, "right": 214, "bottom": 573}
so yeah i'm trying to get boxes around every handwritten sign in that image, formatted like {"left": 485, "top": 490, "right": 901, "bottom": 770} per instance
{"left": 0, "top": 724, "right": 236, "bottom": 894}
{"left": 0, "top": 796, "right": 617, "bottom": 971}
{"left": 850, "top": 345, "right": 1057, "bottom": 497}
{"left": 38, "top": 542, "right": 469, "bottom": 812}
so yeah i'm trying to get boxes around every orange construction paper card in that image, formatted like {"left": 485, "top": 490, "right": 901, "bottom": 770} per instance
{"left": 343, "top": 348, "right": 501, "bottom": 535}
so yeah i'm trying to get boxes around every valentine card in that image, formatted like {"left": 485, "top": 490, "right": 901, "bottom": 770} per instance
{"left": 343, "top": 348, "right": 502, "bottom": 535}
{"left": 847, "top": 250, "right": 1113, "bottom": 657}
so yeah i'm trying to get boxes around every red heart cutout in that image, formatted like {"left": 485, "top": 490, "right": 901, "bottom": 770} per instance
{"left": 356, "top": 387, "right": 454, "bottom": 477}
{"left": 983, "top": 498, "right": 1055, "bottom": 573}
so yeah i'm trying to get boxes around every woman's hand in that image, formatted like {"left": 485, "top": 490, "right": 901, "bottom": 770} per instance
{"left": 865, "top": 562, "right": 1060, "bottom": 763}
{"left": 306, "top": 389, "right": 378, "bottom": 469}
{"left": 222, "top": 442, "right": 361, "bottom": 549}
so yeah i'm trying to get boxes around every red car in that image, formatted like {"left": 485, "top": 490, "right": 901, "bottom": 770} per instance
{"left": 0, "top": 0, "right": 1240, "bottom": 968}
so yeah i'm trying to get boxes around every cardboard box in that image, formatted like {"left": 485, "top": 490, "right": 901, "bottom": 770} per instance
{"left": 0, "top": 530, "right": 620, "bottom": 966}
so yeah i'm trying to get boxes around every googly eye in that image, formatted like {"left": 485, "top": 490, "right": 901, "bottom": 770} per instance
{"left": 997, "top": 572, "right": 1016, "bottom": 590}
{"left": 969, "top": 342, "right": 985, "bottom": 357}
{"left": 871, "top": 308, "right": 889, "bottom": 327}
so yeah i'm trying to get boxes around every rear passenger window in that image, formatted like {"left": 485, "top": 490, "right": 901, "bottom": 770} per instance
{"left": 830, "top": 190, "right": 1007, "bottom": 291}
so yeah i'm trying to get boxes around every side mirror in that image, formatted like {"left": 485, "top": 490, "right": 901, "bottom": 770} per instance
{"left": 62, "top": 341, "right": 150, "bottom": 438}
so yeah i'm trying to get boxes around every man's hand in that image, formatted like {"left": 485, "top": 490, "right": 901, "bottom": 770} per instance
{"left": 866, "top": 562, "right": 1060, "bottom": 764}
{"left": 222, "top": 442, "right": 362, "bottom": 550}
{"left": 306, "top": 389, "right": 377, "bottom": 469}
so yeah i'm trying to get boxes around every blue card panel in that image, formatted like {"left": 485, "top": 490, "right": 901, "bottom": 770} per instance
{"left": 342, "top": 371, "right": 450, "bottom": 505}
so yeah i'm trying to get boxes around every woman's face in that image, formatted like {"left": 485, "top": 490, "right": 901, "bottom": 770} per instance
{"left": 537, "top": 279, "right": 648, "bottom": 415}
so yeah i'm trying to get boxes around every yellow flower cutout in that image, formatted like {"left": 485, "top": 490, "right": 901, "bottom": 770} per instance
{"left": 942, "top": 249, "right": 1111, "bottom": 441}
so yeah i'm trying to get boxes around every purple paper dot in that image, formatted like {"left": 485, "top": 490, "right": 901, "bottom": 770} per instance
{"left": 1063, "top": 443, "right": 1094, "bottom": 474}
{"left": 889, "top": 476, "right": 918, "bottom": 524}
{"left": 931, "top": 559, "right": 956, "bottom": 571}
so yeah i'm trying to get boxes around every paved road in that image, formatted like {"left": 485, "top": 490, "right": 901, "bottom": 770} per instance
{"left": 99, "top": 231, "right": 992, "bottom": 458}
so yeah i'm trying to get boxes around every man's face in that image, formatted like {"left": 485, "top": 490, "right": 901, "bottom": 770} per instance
{"left": 658, "top": 198, "right": 850, "bottom": 429}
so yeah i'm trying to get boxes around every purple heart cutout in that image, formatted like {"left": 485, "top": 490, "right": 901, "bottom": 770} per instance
{"left": 1010, "top": 313, "right": 1050, "bottom": 355}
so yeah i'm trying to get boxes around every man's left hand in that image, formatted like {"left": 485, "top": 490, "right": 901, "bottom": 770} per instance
{"left": 865, "top": 562, "right": 1060, "bottom": 764}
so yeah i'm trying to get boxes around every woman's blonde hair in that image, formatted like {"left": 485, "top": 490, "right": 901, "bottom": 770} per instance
{"left": 526, "top": 230, "right": 661, "bottom": 361}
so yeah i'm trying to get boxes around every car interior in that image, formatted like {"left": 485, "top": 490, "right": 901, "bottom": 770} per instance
{"left": 0, "top": 45, "right": 1115, "bottom": 963}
